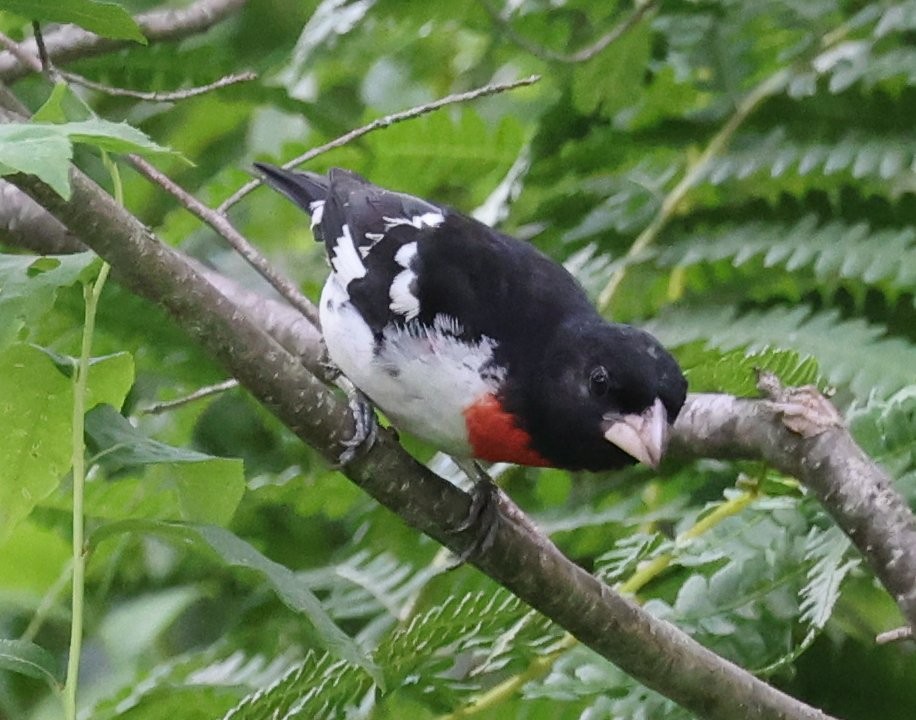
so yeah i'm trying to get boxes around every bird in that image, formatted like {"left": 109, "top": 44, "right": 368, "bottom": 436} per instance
{"left": 254, "top": 163, "right": 687, "bottom": 475}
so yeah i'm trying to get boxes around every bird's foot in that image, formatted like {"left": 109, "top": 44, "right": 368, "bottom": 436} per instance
{"left": 336, "top": 377, "right": 378, "bottom": 466}
{"left": 447, "top": 460, "right": 501, "bottom": 566}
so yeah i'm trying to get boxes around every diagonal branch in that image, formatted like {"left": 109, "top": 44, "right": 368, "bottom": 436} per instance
{"left": 2, "top": 123, "right": 838, "bottom": 720}
{"left": 0, "top": 0, "right": 248, "bottom": 82}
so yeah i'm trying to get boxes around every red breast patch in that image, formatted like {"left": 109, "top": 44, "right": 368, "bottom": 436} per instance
{"left": 463, "top": 394, "right": 550, "bottom": 467}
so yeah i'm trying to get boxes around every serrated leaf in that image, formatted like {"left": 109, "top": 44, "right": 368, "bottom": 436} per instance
{"left": 0, "top": 639, "right": 62, "bottom": 689}
{"left": 650, "top": 305, "right": 916, "bottom": 399}
{"left": 91, "top": 519, "right": 382, "bottom": 687}
{"left": 361, "top": 109, "right": 526, "bottom": 208}
{"left": 679, "top": 344, "right": 820, "bottom": 396}
{"left": 799, "top": 526, "right": 858, "bottom": 632}
{"left": 2, "top": 0, "right": 146, "bottom": 43}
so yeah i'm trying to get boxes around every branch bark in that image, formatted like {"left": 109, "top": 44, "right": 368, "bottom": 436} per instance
{"left": 0, "top": 0, "right": 248, "bottom": 82}
{"left": 1, "top": 149, "right": 840, "bottom": 720}
{"left": 671, "top": 389, "right": 916, "bottom": 631}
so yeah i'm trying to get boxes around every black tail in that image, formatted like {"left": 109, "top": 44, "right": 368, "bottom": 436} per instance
{"left": 253, "top": 162, "right": 329, "bottom": 213}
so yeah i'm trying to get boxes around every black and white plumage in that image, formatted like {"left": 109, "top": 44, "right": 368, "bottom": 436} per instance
{"left": 255, "top": 164, "right": 687, "bottom": 472}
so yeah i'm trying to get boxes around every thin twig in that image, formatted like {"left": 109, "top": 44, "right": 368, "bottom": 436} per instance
{"left": 127, "top": 154, "right": 321, "bottom": 327}
{"left": 0, "top": 31, "right": 42, "bottom": 73}
{"left": 141, "top": 379, "right": 239, "bottom": 414}
{"left": 59, "top": 69, "right": 257, "bottom": 101}
{"left": 32, "top": 21, "right": 49, "bottom": 71}
{"left": 217, "top": 74, "right": 541, "bottom": 213}
{"left": 480, "top": 0, "right": 658, "bottom": 64}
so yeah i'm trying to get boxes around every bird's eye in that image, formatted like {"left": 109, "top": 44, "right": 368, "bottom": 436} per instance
{"left": 589, "top": 366, "right": 610, "bottom": 397}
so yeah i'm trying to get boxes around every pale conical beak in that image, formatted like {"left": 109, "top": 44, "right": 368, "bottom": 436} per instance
{"left": 603, "top": 397, "right": 669, "bottom": 469}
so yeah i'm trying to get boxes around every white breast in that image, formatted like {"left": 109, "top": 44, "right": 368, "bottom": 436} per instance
{"left": 319, "top": 278, "right": 503, "bottom": 456}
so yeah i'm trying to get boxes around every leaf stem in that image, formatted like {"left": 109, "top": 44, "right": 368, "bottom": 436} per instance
{"left": 63, "top": 261, "right": 110, "bottom": 720}
{"left": 596, "top": 68, "right": 790, "bottom": 312}
{"left": 619, "top": 487, "right": 759, "bottom": 595}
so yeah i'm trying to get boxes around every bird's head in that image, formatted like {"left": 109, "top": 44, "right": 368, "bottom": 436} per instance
{"left": 521, "top": 320, "right": 687, "bottom": 472}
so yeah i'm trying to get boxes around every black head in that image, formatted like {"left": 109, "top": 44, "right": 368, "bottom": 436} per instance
{"left": 516, "top": 320, "right": 687, "bottom": 471}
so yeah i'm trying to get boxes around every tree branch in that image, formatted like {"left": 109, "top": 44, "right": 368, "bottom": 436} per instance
{"left": 2, "top": 138, "right": 838, "bottom": 720}
{"left": 671, "top": 387, "right": 916, "bottom": 631}
{"left": 0, "top": 0, "right": 248, "bottom": 82}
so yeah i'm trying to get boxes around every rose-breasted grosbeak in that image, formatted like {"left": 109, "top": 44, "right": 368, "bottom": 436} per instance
{"left": 255, "top": 164, "right": 687, "bottom": 472}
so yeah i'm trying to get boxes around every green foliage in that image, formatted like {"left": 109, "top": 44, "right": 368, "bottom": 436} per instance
{"left": 0, "top": 639, "right": 61, "bottom": 691}
{"left": 2, "top": 1, "right": 916, "bottom": 719}
{"left": 1, "top": 0, "right": 146, "bottom": 43}
{"left": 0, "top": 118, "right": 175, "bottom": 198}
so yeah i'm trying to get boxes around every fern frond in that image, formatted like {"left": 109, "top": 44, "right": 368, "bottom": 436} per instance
{"left": 848, "top": 385, "right": 916, "bottom": 476}
{"left": 799, "top": 526, "right": 859, "bottom": 634}
{"left": 704, "top": 132, "right": 915, "bottom": 192}
{"left": 650, "top": 305, "right": 916, "bottom": 398}
{"left": 223, "top": 651, "right": 370, "bottom": 720}
{"left": 677, "top": 343, "right": 821, "bottom": 397}
{"left": 658, "top": 216, "right": 916, "bottom": 299}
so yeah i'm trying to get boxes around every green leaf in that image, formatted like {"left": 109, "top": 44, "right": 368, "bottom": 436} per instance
{"left": 0, "top": 344, "right": 74, "bottom": 542}
{"left": 0, "top": 120, "right": 178, "bottom": 198}
{"left": 0, "top": 124, "right": 73, "bottom": 198}
{"left": 2, "top": 0, "right": 146, "bottom": 43}
{"left": 86, "top": 404, "right": 228, "bottom": 469}
{"left": 59, "top": 118, "right": 175, "bottom": 157}
{"left": 91, "top": 519, "right": 382, "bottom": 687}
{"left": 85, "top": 405, "right": 243, "bottom": 525}
{"left": 34, "top": 348, "right": 135, "bottom": 410}
{"left": 572, "top": 22, "right": 651, "bottom": 117}
{"left": 360, "top": 109, "right": 526, "bottom": 208}
{"left": 679, "top": 344, "right": 821, "bottom": 396}
{"left": 0, "top": 639, "right": 62, "bottom": 689}
{"left": 173, "top": 459, "right": 246, "bottom": 526}
{"left": 0, "top": 252, "right": 99, "bottom": 349}
{"left": 31, "top": 82, "right": 70, "bottom": 124}
{"left": 0, "top": 520, "right": 70, "bottom": 594}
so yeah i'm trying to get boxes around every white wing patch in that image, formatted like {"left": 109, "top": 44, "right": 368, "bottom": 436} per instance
{"left": 308, "top": 200, "right": 325, "bottom": 231}
{"left": 382, "top": 211, "right": 445, "bottom": 230}
{"left": 330, "top": 224, "right": 366, "bottom": 286}
{"left": 359, "top": 231, "right": 386, "bottom": 258}
{"left": 389, "top": 241, "right": 420, "bottom": 320}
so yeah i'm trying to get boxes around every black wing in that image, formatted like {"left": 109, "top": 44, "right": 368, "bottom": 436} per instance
{"left": 256, "top": 164, "right": 597, "bottom": 356}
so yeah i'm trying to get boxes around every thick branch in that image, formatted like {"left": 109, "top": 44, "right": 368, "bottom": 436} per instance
{"left": 0, "top": 0, "right": 247, "bottom": 82}
{"left": 3, "top": 161, "right": 835, "bottom": 720}
{"left": 0, "top": 180, "right": 82, "bottom": 253}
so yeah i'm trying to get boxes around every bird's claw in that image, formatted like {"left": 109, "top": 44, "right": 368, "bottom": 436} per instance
{"left": 336, "top": 380, "right": 378, "bottom": 466}
{"left": 447, "top": 463, "right": 501, "bottom": 566}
